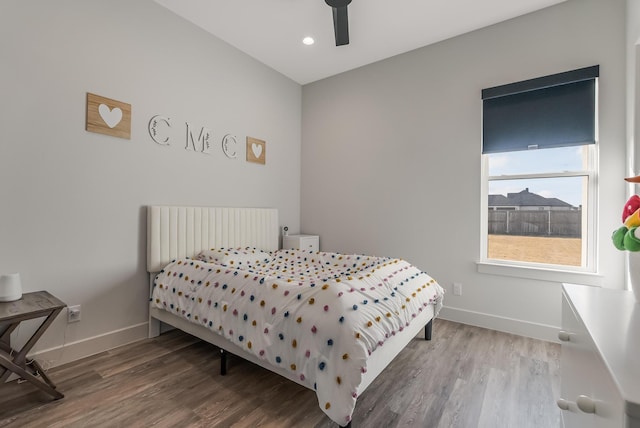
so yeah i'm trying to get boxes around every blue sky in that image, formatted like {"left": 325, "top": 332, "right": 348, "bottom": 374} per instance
{"left": 488, "top": 146, "right": 585, "bottom": 207}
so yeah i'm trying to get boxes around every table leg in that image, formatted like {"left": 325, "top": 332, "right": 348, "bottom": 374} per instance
{"left": 0, "top": 353, "right": 63, "bottom": 399}
{"left": 0, "top": 322, "right": 19, "bottom": 382}
{"left": 28, "top": 358, "right": 58, "bottom": 390}
{"left": 0, "top": 322, "right": 18, "bottom": 379}
{"left": 0, "top": 308, "right": 64, "bottom": 398}
{"left": 11, "top": 308, "right": 63, "bottom": 366}
{"left": 0, "top": 321, "right": 19, "bottom": 344}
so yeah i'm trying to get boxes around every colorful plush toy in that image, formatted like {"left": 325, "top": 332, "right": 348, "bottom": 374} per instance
{"left": 623, "top": 195, "right": 640, "bottom": 223}
{"left": 613, "top": 194, "right": 640, "bottom": 251}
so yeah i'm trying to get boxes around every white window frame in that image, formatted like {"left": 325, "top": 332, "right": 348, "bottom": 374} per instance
{"left": 479, "top": 79, "right": 600, "bottom": 280}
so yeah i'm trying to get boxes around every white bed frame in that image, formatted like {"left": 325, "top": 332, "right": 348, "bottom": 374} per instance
{"left": 146, "top": 206, "right": 435, "bottom": 424}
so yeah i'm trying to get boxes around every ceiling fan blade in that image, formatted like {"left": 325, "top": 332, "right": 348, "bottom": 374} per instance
{"left": 325, "top": 0, "right": 352, "bottom": 46}
{"left": 332, "top": 6, "right": 349, "bottom": 46}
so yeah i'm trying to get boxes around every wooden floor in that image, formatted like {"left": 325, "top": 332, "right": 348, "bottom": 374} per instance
{"left": 0, "top": 319, "right": 561, "bottom": 428}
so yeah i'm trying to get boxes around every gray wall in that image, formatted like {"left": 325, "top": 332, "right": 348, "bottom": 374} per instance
{"left": 301, "top": 0, "right": 627, "bottom": 341}
{"left": 0, "top": 0, "right": 301, "bottom": 361}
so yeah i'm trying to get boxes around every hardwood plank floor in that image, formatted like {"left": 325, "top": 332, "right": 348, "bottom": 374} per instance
{"left": 0, "top": 319, "right": 561, "bottom": 427}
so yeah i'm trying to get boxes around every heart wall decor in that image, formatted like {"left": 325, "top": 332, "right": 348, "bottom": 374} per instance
{"left": 86, "top": 92, "right": 131, "bottom": 139}
{"left": 98, "top": 104, "right": 123, "bottom": 128}
{"left": 246, "top": 137, "right": 266, "bottom": 165}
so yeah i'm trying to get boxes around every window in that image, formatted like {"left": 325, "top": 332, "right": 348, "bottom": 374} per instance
{"left": 480, "top": 66, "right": 599, "bottom": 272}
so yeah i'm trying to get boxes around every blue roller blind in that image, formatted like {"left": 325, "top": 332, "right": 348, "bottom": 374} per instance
{"left": 482, "top": 65, "right": 599, "bottom": 154}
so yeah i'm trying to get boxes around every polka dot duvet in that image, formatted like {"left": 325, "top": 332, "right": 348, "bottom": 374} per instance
{"left": 151, "top": 248, "right": 444, "bottom": 426}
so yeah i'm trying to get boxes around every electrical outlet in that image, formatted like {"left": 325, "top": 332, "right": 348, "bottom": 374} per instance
{"left": 453, "top": 282, "right": 463, "bottom": 296}
{"left": 68, "top": 305, "right": 81, "bottom": 323}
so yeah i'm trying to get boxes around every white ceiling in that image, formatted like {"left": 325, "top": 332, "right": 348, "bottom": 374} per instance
{"left": 154, "top": 0, "right": 567, "bottom": 85}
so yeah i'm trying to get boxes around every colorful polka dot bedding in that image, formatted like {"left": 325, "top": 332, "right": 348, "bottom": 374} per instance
{"left": 151, "top": 248, "right": 445, "bottom": 425}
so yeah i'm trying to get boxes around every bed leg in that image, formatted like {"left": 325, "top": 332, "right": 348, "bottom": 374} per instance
{"left": 148, "top": 316, "right": 161, "bottom": 338}
{"left": 220, "top": 348, "right": 227, "bottom": 376}
{"left": 425, "top": 319, "right": 432, "bottom": 341}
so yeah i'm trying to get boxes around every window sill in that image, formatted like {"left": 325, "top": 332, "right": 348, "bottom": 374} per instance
{"left": 476, "top": 261, "right": 603, "bottom": 286}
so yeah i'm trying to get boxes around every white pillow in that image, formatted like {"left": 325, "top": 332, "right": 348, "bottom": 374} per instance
{"left": 195, "top": 247, "right": 272, "bottom": 268}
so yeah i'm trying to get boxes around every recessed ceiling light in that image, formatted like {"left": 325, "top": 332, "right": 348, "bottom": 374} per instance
{"left": 302, "top": 37, "right": 315, "bottom": 46}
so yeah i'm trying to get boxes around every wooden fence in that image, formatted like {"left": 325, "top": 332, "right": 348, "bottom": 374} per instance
{"left": 488, "top": 209, "right": 581, "bottom": 237}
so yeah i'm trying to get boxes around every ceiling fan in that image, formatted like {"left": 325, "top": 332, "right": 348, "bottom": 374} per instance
{"left": 325, "top": 0, "right": 352, "bottom": 46}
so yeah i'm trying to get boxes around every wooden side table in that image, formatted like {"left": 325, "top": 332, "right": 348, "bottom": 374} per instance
{"left": 0, "top": 291, "right": 66, "bottom": 399}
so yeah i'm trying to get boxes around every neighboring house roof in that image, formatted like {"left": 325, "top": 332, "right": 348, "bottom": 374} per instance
{"left": 489, "top": 188, "right": 574, "bottom": 208}
{"left": 488, "top": 194, "right": 511, "bottom": 206}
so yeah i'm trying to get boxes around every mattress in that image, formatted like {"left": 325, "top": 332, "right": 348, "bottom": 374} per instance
{"left": 151, "top": 248, "right": 444, "bottom": 425}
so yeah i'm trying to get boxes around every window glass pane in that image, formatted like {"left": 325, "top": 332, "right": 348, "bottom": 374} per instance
{"left": 487, "top": 146, "right": 587, "bottom": 176}
{"left": 487, "top": 177, "right": 586, "bottom": 267}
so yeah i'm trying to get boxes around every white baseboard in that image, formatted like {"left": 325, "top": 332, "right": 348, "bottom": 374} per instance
{"left": 18, "top": 308, "right": 558, "bottom": 374}
{"left": 437, "top": 306, "right": 560, "bottom": 343}
{"left": 30, "top": 322, "right": 149, "bottom": 369}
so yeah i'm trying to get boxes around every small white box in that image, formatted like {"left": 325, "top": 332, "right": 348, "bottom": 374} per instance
{"left": 282, "top": 234, "right": 319, "bottom": 252}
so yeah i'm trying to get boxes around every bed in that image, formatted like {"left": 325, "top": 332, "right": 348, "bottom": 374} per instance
{"left": 147, "top": 206, "right": 444, "bottom": 427}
